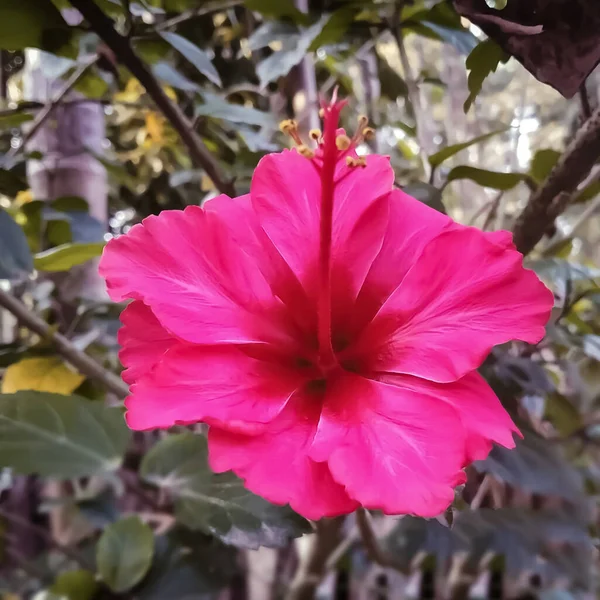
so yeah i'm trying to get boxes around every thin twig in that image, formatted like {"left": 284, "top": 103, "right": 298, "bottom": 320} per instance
{"left": 580, "top": 83, "right": 592, "bottom": 121}
{"left": 355, "top": 508, "right": 390, "bottom": 567}
{"left": 0, "top": 506, "right": 92, "bottom": 569}
{"left": 7, "top": 56, "right": 98, "bottom": 160}
{"left": 390, "top": 5, "right": 432, "bottom": 181}
{"left": 512, "top": 104, "right": 600, "bottom": 255}
{"left": 0, "top": 289, "right": 129, "bottom": 398}
{"left": 68, "top": 0, "right": 236, "bottom": 197}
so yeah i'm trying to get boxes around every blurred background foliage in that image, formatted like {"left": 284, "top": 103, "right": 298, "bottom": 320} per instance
{"left": 0, "top": 0, "right": 600, "bottom": 599}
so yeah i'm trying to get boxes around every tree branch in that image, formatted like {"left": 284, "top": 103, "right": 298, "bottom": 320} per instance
{"left": 7, "top": 56, "right": 98, "bottom": 161}
{"left": 0, "top": 506, "right": 92, "bottom": 569}
{"left": 67, "top": 0, "right": 236, "bottom": 197}
{"left": 286, "top": 517, "right": 345, "bottom": 600}
{"left": 512, "top": 105, "right": 600, "bottom": 255}
{"left": 355, "top": 508, "right": 390, "bottom": 567}
{"left": 0, "top": 289, "right": 129, "bottom": 398}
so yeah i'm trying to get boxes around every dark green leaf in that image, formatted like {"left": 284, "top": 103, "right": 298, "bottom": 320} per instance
{"left": 138, "top": 528, "right": 237, "bottom": 599}
{"left": 309, "top": 8, "right": 357, "bottom": 50}
{"left": 446, "top": 165, "right": 527, "bottom": 190}
{"left": 160, "top": 32, "right": 222, "bottom": 87}
{"left": 0, "top": 391, "right": 130, "bottom": 478}
{"left": 33, "top": 242, "right": 106, "bottom": 272}
{"left": 0, "top": 167, "right": 28, "bottom": 196}
{"left": 0, "top": 0, "right": 71, "bottom": 52}
{"left": 402, "top": 182, "right": 446, "bottom": 214}
{"left": 257, "top": 16, "right": 328, "bottom": 87}
{"left": 140, "top": 433, "right": 311, "bottom": 548}
{"left": 475, "top": 431, "right": 586, "bottom": 505}
{"left": 0, "top": 209, "right": 34, "bottom": 280}
{"left": 463, "top": 38, "right": 510, "bottom": 112}
{"left": 50, "top": 570, "right": 98, "bottom": 600}
{"left": 529, "top": 148, "right": 561, "bottom": 184}
{"left": 247, "top": 21, "right": 297, "bottom": 51}
{"left": 97, "top": 516, "right": 154, "bottom": 593}
{"left": 429, "top": 128, "right": 507, "bottom": 168}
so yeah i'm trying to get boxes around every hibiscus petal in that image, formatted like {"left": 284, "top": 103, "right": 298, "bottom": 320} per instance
{"left": 251, "top": 150, "right": 393, "bottom": 299}
{"left": 204, "top": 193, "right": 316, "bottom": 338}
{"left": 208, "top": 393, "right": 358, "bottom": 520}
{"left": 354, "top": 226, "right": 554, "bottom": 382}
{"left": 125, "top": 346, "right": 305, "bottom": 432}
{"left": 354, "top": 188, "right": 452, "bottom": 330}
{"left": 100, "top": 204, "right": 291, "bottom": 346}
{"left": 377, "top": 370, "right": 520, "bottom": 463}
{"left": 309, "top": 373, "right": 467, "bottom": 517}
{"left": 118, "top": 301, "right": 178, "bottom": 385}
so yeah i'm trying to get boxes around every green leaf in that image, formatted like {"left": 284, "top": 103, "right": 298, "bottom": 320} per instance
{"left": 402, "top": 182, "right": 446, "bottom": 214}
{"left": 97, "top": 516, "right": 154, "bottom": 593}
{"left": 309, "top": 8, "right": 357, "bottom": 50}
{"left": 416, "top": 21, "right": 478, "bottom": 55}
{"left": 429, "top": 128, "right": 507, "bottom": 168}
{"left": 0, "top": 0, "right": 71, "bottom": 52}
{"left": 50, "top": 570, "right": 98, "bottom": 600}
{"left": 529, "top": 148, "right": 561, "bottom": 184}
{"left": 0, "top": 112, "right": 34, "bottom": 128}
{"left": 463, "top": 38, "right": 509, "bottom": 113}
{"left": 160, "top": 32, "right": 222, "bottom": 87}
{"left": 140, "top": 433, "right": 311, "bottom": 549}
{"left": 0, "top": 209, "right": 34, "bottom": 280}
{"left": 446, "top": 165, "right": 528, "bottom": 190}
{"left": 545, "top": 393, "right": 581, "bottom": 436}
{"left": 196, "top": 92, "right": 277, "bottom": 127}
{"left": 152, "top": 61, "right": 201, "bottom": 92}
{"left": 257, "top": 15, "right": 329, "bottom": 87}
{"left": 245, "top": 0, "right": 309, "bottom": 24}
{"left": 33, "top": 242, "right": 105, "bottom": 272}
{"left": 583, "top": 334, "right": 600, "bottom": 362}
{"left": 0, "top": 391, "right": 130, "bottom": 478}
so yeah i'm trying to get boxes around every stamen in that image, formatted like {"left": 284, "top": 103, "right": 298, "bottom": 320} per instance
{"left": 297, "top": 144, "right": 315, "bottom": 158}
{"left": 309, "top": 128, "right": 322, "bottom": 141}
{"left": 278, "top": 119, "right": 303, "bottom": 145}
{"left": 362, "top": 127, "right": 376, "bottom": 141}
{"left": 335, "top": 134, "right": 351, "bottom": 151}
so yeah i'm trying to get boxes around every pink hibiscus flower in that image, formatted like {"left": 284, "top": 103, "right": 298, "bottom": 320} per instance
{"left": 99, "top": 96, "right": 554, "bottom": 520}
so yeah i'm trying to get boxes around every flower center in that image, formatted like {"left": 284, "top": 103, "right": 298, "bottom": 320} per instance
{"left": 279, "top": 93, "right": 375, "bottom": 378}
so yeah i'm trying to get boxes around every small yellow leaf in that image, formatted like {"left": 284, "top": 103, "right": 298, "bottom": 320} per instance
{"left": 2, "top": 357, "right": 85, "bottom": 395}
{"left": 14, "top": 189, "right": 33, "bottom": 206}
{"left": 144, "top": 111, "right": 165, "bottom": 144}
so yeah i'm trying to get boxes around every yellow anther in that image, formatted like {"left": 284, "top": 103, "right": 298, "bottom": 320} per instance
{"left": 279, "top": 119, "right": 298, "bottom": 134}
{"left": 297, "top": 145, "right": 315, "bottom": 158}
{"left": 309, "top": 128, "right": 322, "bottom": 141}
{"left": 336, "top": 134, "right": 351, "bottom": 151}
{"left": 362, "top": 127, "right": 376, "bottom": 140}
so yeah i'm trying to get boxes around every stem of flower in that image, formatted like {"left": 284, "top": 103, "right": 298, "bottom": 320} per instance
{"left": 317, "top": 101, "right": 341, "bottom": 370}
